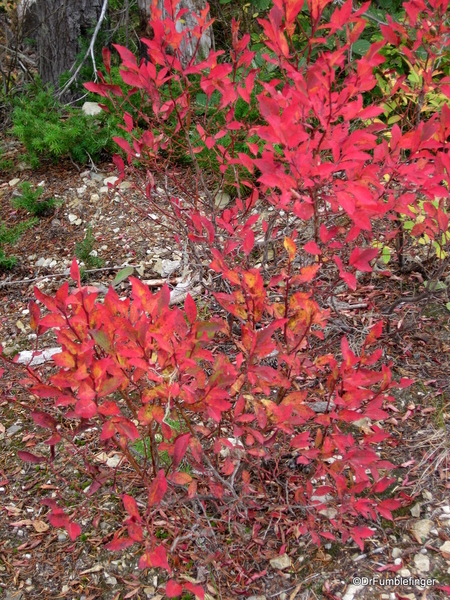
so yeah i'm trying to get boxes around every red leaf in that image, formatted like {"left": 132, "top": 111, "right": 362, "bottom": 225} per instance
{"left": 17, "top": 451, "right": 45, "bottom": 464}
{"left": 303, "top": 241, "right": 321, "bottom": 255}
{"left": 29, "top": 300, "right": 40, "bottom": 331}
{"left": 98, "top": 401, "right": 121, "bottom": 416}
{"left": 184, "top": 293, "right": 197, "bottom": 324}
{"left": 31, "top": 411, "right": 56, "bottom": 430}
{"left": 128, "top": 522, "right": 144, "bottom": 541}
{"left": 365, "top": 321, "right": 383, "bottom": 345}
{"left": 183, "top": 582, "right": 205, "bottom": 600}
{"left": 100, "top": 421, "right": 116, "bottom": 440}
{"left": 123, "top": 494, "right": 142, "bottom": 522}
{"left": 139, "top": 545, "right": 171, "bottom": 572}
{"left": 75, "top": 398, "right": 97, "bottom": 419}
{"left": 102, "top": 47, "right": 111, "bottom": 74}
{"left": 168, "top": 472, "right": 192, "bottom": 485}
{"left": 243, "top": 229, "right": 255, "bottom": 255}
{"left": 173, "top": 433, "right": 191, "bottom": 469}
{"left": 350, "top": 526, "right": 375, "bottom": 551}
{"left": 166, "top": 580, "right": 183, "bottom": 598}
{"left": 70, "top": 258, "right": 81, "bottom": 288}
{"left": 148, "top": 469, "right": 167, "bottom": 506}
{"left": 349, "top": 247, "right": 378, "bottom": 272}
{"left": 113, "top": 136, "right": 132, "bottom": 156}
{"left": 66, "top": 521, "right": 81, "bottom": 541}
{"left": 105, "top": 537, "right": 134, "bottom": 551}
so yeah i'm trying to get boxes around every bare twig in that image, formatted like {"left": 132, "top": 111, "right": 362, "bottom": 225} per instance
{"left": 56, "top": 0, "right": 109, "bottom": 98}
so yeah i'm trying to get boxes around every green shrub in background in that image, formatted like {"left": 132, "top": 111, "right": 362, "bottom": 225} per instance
{"left": 11, "top": 80, "right": 122, "bottom": 168}
{"left": 0, "top": 218, "right": 36, "bottom": 270}
{"left": 12, "top": 182, "right": 59, "bottom": 217}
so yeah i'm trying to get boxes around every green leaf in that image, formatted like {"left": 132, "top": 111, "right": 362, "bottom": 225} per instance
{"left": 382, "top": 246, "right": 391, "bottom": 264}
{"left": 113, "top": 266, "right": 134, "bottom": 287}
{"left": 446, "top": 302, "right": 450, "bottom": 312}
{"left": 352, "top": 40, "right": 371, "bottom": 56}
{"left": 89, "top": 329, "right": 112, "bottom": 352}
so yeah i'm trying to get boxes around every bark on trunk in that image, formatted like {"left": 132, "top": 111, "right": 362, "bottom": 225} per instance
{"left": 20, "top": 0, "right": 105, "bottom": 90}
{"left": 137, "top": 0, "right": 213, "bottom": 66}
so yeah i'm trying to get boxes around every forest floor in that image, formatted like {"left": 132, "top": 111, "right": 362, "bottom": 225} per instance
{"left": 0, "top": 149, "right": 450, "bottom": 600}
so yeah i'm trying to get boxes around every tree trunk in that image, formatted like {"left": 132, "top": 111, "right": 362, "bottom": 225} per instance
{"left": 20, "top": 0, "right": 105, "bottom": 90}
{"left": 137, "top": 0, "right": 213, "bottom": 66}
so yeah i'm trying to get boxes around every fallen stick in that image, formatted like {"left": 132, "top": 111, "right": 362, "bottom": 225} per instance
{"left": 0, "top": 266, "right": 181, "bottom": 289}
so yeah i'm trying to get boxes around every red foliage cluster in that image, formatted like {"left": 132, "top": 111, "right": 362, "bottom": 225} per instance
{"left": 3, "top": 0, "right": 450, "bottom": 595}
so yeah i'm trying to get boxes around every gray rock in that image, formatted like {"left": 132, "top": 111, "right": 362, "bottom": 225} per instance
{"left": 214, "top": 191, "right": 231, "bottom": 209}
{"left": 82, "top": 102, "right": 103, "bottom": 117}
{"left": 413, "top": 553, "right": 430, "bottom": 573}
{"left": 392, "top": 548, "right": 402, "bottom": 559}
{"left": 8, "top": 178, "right": 21, "bottom": 187}
{"left": 7, "top": 424, "right": 22, "bottom": 436}
{"left": 104, "top": 573, "right": 117, "bottom": 586}
{"left": 58, "top": 533, "right": 67, "bottom": 542}
{"left": 269, "top": 554, "right": 291, "bottom": 570}
{"left": 410, "top": 503, "right": 421, "bottom": 517}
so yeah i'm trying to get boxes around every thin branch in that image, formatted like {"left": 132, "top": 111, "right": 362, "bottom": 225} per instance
{"left": 56, "top": 0, "right": 109, "bottom": 98}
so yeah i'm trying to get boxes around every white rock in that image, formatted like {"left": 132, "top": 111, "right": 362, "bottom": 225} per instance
{"left": 35, "top": 257, "right": 46, "bottom": 267}
{"left": 82, "top": 102, "right": 103, "bottom": 116}
{"left": 9, "top": 178, "right": 20, "bottom": 187}
{"left": 343, "top": 584, "right": 364, "bottom": 600}
{"left": 90, "top": 193, "right": 100, "bottom": 202}
{"left": 440, "top": 541, "right": 450, "bottom": 555}
{"left": 49, "top": 260, "right": 57, "bottom": 269}
{"left": 410, "top": 503, "right": 421, "bottom": 517}
{"left": 399, "top": 568, "right": 411, "bottom": 578}
{"left": 106, "top": 456, "right": 121, "bottom": 468}
{"left": 392, "top": 548, "right": 402, "bottom": 559}
{"left": 269, "top": 554, "right": 291, "bottom": 570}
{"left": 120, "top": 181, "right": 132, "bottom": 190}
{"left": 394, "top": 558, "right": 402, "bottom": 565}
{"left": 68, "top": 214, "right": 78, "bottom": 223}
{"left": 422, "top": 490, "right": 433, "bottom": 501}
{"left": 104, "top": 176, "right": 119, "bottom": 186}
{"left": 411, "top": 519, "right": 433, "bottom": 544}
{"left": 77, "top": 186, "right": 86, "bottom": 196}
{"left": 441, "top": 505, "right": 450, "bottom": 514}
{"left": 99, "top": 186, "right": 109, "bottom": 194}
{"left": 413, "top": 553, "right": 430, "bottom": 573}
{"left": 16, "top": 347, "right": 62, "bottom": 367}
